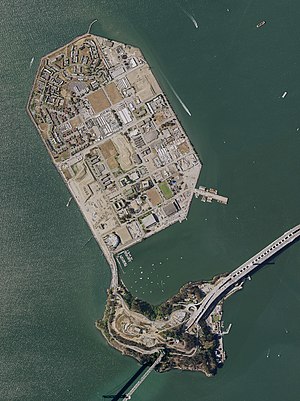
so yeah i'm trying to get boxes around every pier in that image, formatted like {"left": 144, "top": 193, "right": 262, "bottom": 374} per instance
{"left": 194, "top": 186, "right": 228, "bottom": 205}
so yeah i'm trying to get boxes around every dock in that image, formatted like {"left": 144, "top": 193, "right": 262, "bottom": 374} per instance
{"left": 194, "top": 186, "right": 228, "bottom": 205}
{"left": 116, "top": 250, "right": 134, "bottom": 269}
{"left": 221, "top": 323, "right": 232, "bottom": 335}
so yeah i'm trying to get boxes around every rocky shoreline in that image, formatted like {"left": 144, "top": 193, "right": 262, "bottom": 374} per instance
{"left": 96, "top": 278, "right": 228, "bottom": 376}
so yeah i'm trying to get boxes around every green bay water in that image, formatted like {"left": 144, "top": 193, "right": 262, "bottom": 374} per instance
{"left": 1, "top": 0, "right": 300, "bottom": 400}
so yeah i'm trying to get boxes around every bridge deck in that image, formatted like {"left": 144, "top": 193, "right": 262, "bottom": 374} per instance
{"left": 186, "top": 224, "right": 300, "bottom": 330}
{"left": 123, "top": 354, "right": 163, "bottom": 400}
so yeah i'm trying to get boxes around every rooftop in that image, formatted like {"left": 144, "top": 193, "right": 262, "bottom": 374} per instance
{"left": 28, "top": 33, "right": 202, "bottom": 258}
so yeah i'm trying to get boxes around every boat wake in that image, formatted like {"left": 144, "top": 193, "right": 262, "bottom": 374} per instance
{"left": 181, "top": 8, "right": 198, "bottom": 28}
{"left": 29, "top": 57, "right": 34, "bottom": 69}
{"left": 169, "top": 85, "right": 192, "bottom": 116}
{"left": 157, "top": 65, "right": 192, "bottom": 116}
{"left": 66, "top": 196, "right": 72, "bottom": 207}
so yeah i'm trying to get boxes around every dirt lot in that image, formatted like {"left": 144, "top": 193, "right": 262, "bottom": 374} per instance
{"left": 107, "top": 156, "right": 119, "bottom": 170}
{"left": 69, "top": 114, "right": 83, "bottom": 129}
{"left": 178, "top": 141, "right": 190, "bottom": 154}
{"left": 87, "top": 88, "right": 110, "bottom": 113}
{"left": 113, "top": 134, "right": 134, "bottom": 171}
{"left": 146, "top": 187, "right": 162, "bottom": 206}
{"left": 105, "top": 82, "right": 123, "bottom": 104}
{"left": 127, "top": 66, "right": 161, "bottom": 102}
{"left": 99, "top": 139, "right": 117, "bottom": 159}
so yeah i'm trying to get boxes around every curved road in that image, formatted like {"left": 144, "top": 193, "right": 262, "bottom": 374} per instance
{"left": 186, "top": 224, "right": 300, "bottom": 330}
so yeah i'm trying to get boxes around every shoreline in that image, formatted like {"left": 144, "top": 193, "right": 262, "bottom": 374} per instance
{"left": 96, "top": 279, "right": 226, "bottom": 376}
{"left": 26, "top": 33, "right": 202, "bottom": 292}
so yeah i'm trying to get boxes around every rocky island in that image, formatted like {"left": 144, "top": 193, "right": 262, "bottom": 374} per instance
{"left": 97, "top": 276, "right": 230, "bottom": 376}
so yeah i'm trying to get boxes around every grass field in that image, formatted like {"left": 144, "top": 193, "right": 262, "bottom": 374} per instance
{"left": 158, "top": 181, "right": 173, "bottom": 200}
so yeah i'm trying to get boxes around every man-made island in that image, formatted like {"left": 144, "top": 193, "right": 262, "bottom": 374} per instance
{"left": 27, "top": 33, "right": 300, "bottom": 379}
{"left": 28, "top": 33, "right": 218, "bottom": 375}
{"left": 28, "top": 33, "right": 201, "bottom": 289}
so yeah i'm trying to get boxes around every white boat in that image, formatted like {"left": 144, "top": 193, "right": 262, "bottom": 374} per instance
{"left": 66, "top": 197, "right": 72, "bottom": 207}
{"left": 182, "top": 9, "right": 198, "bottom": 29}
{"left": 256, "top": 20, "right": 266, "bottom": 28}
{"left": 29, "top": 57, "right": 34, "bottom": 69}
{"left": 281, "top": 91, "right": 288, "bottom": 98}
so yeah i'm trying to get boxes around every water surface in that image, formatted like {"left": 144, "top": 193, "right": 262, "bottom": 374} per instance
{"left": 1, "top": 1, "right": 300, "bottom": 400}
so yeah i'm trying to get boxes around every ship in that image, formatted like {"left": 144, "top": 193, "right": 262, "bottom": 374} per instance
{"left": 29, "top": 57, "right": 34, "bottom": 69}
{"left": 256, "top": 20, "right": 266, "bottom": 28}
{"left": 66, "top": 196, "right": 72, "bottom": 207}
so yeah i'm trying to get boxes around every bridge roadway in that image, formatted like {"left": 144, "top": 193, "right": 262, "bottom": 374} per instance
{"left": 123, "top": 353, "right": 163, "bottom": 400}
{"left": 186, "top": 224, "right": 300, "bottom": 331}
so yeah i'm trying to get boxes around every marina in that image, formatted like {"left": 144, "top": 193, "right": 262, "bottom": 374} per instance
{"left": 116, "top": 250, "right": 134, "bottom": 268}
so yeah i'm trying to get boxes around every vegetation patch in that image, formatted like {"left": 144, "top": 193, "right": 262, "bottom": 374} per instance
{"left": 158, "top": 181, "right": 173, "bottom": 200}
